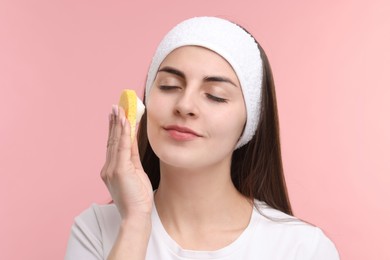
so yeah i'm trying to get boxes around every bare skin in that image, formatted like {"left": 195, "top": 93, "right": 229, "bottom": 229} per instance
{"left": 101, "top": 105, "right": 153, "bottom": 260}
{"left": 148, "top": 47, "right": 253, "bottom": 250}
{"left": 100, "top": 46, "right": 253, "bottom": 259}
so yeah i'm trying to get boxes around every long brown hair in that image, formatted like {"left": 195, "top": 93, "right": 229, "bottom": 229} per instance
{"left": 137, "top": 37, "right": 292, "bottom": 216}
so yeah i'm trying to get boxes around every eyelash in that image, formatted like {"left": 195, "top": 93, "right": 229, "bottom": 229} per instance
{"left": 206, "top": 93, "right": 228, "bottom": 103}
{"left": 158, "top": 85, "right": 228, "bottom": 103}
{"left": 159, "top": 85, "right": 179, "bottom": 90}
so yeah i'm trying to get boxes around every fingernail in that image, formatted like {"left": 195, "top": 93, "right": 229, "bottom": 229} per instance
{"left": 121, "top": 117, "right": 126, "bottom": 127}
{"left": 112, "top": 104, "right": 118, "bottom": 116}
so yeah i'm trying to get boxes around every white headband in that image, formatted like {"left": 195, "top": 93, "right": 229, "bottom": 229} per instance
{"left": 145, "top": 16, "right": 263, "bottom": 149}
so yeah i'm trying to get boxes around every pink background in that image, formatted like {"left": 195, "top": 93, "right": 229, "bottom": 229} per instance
{"left": 1, "top": 0, "right": 389, "bottom": 259}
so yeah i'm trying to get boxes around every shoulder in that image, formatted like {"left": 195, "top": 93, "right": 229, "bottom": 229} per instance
{"left": 250, "top": 201, "right": 340, "bottom": 259}
{"left": 76, "top": 203, "right": 121, "bottom": 234}
{"left": 65, "top": 203, "right": 121, "bottom": 260}
{"left": 74, "top": 203, "right": 121, "bottom": 250}
{"left": 75, "top": 203, "right": 120, "bottom": 224}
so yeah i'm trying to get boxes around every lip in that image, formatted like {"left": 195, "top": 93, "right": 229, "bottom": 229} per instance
{"left": 163, "top": 125, "right": 202, "bottom": 141}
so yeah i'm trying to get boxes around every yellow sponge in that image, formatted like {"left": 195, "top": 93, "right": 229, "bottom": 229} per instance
{"left": 118, "top": 89, "right": 145, "bottom": 140}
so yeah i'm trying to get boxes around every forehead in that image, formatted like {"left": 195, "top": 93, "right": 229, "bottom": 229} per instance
{"left": 159, "top": 46, "right": 239, "bottom": 81}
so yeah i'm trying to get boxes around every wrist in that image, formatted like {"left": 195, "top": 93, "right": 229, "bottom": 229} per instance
{"left": 108, "top": 214, "right": 152, "bottom": 260}
{"left": 120, "top": 213, "right": 152, "bottom": 232}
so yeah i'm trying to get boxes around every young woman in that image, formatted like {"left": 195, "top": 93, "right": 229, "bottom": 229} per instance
{"left": 65, "top": 17, "right": 339, "bottom": 259}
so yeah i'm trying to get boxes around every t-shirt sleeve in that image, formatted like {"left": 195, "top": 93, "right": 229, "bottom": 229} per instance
{"left": 308, "top": 228, "right": 340, "bottom": 260}
{"left": 65, "top": 205, "right": 104, "bottom": 260}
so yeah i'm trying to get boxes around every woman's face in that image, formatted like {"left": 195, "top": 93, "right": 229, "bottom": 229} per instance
{"left": 146, "top": 46, "right": 246, "bottom": 170}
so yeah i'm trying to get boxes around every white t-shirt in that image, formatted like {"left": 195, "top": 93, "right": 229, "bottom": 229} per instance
{"left": 65, "top": 201, "right": 339, "bottom": 259}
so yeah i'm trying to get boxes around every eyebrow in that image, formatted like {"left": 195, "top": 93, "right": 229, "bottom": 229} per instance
{"left": 204, "top": 76, "right": 238, "bottom": 88}
{"left": 157, "top": 66, "right": 238, "bottom": 87}
{"left": 158, "top": 66, "right": 185, "bottom": 78}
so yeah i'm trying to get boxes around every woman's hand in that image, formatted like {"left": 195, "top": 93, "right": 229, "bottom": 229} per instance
{"left": 101, "top": 105, "right": 153, "bottom": 220}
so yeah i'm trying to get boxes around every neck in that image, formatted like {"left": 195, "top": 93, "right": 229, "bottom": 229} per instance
{"left": 154, "top": 160, "right": 252, "bottom": 230}
{"left": 153, "top": 160, "right": 253, "bottom": 250}
{"left": 159, "top": 161, "right": 234, "bottom": 199}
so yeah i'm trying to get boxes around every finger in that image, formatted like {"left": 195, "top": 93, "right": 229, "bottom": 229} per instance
{"left": 101, "top": 112, "right": 114, "bottom": 176}
{"left": 108, "top": 111, "right": 113, "bottom": 139}
{"left": 117, "top": 109, "right": 132, "bottom": 166}
{"left": 130, "top": 132, "right": 143, "bottom": 170}
{"left": 106, "top": 105, "right": 122, "bottom": 170}
{"left": 107, "top": 112, "right": 114, "bottom": 142}
{"left": 105, "top": 106, "right": 116, "bottom": 163}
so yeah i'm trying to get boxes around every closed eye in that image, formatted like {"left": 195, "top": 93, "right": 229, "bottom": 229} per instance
{"left": 159, "top": 85, "right": 180, "bottom": 91}
{"left": 206, "top": 93, "right": 228, "bottom": 103}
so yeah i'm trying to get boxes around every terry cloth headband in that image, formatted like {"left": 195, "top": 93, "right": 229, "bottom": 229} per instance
{"left": 145, "top": 16, "right": 263, "bottom": 149}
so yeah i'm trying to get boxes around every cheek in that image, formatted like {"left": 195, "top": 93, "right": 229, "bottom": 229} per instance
{"left": 146, "top": 103, "right": 161, "bottom": 137}
{"left": 237, "top": 108, "right": 247, "bottom": 135}
{"left": 231, "top": 116, "right": 246, "bottom": 142}
{"left": 147, "top": 89, "right": 166, "bottom": 120}
{"left": 210, "top": 108, "right": 246, "bottom": 141}
{"left": 228, "top": 102, "right": 247, "bottom": 133}
{"left": 146, "top": 109, "right": 161, "bottom": 157}
{"left": 147, "top": 86, "right": 173, "bottom": 114}
{"left": 145, "top": 89, "right": 170, "bottom": 144}
{"left": 233, "top": 99, "right": 247, "bottom": 135}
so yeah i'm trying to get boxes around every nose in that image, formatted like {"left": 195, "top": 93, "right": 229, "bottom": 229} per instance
{"left": 174, "top": 89, "right": 199, "bottom": 118}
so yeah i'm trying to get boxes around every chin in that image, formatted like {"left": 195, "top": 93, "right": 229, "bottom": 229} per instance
{"left": 157, "top": 150, "right": 202, "bottom": 169}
